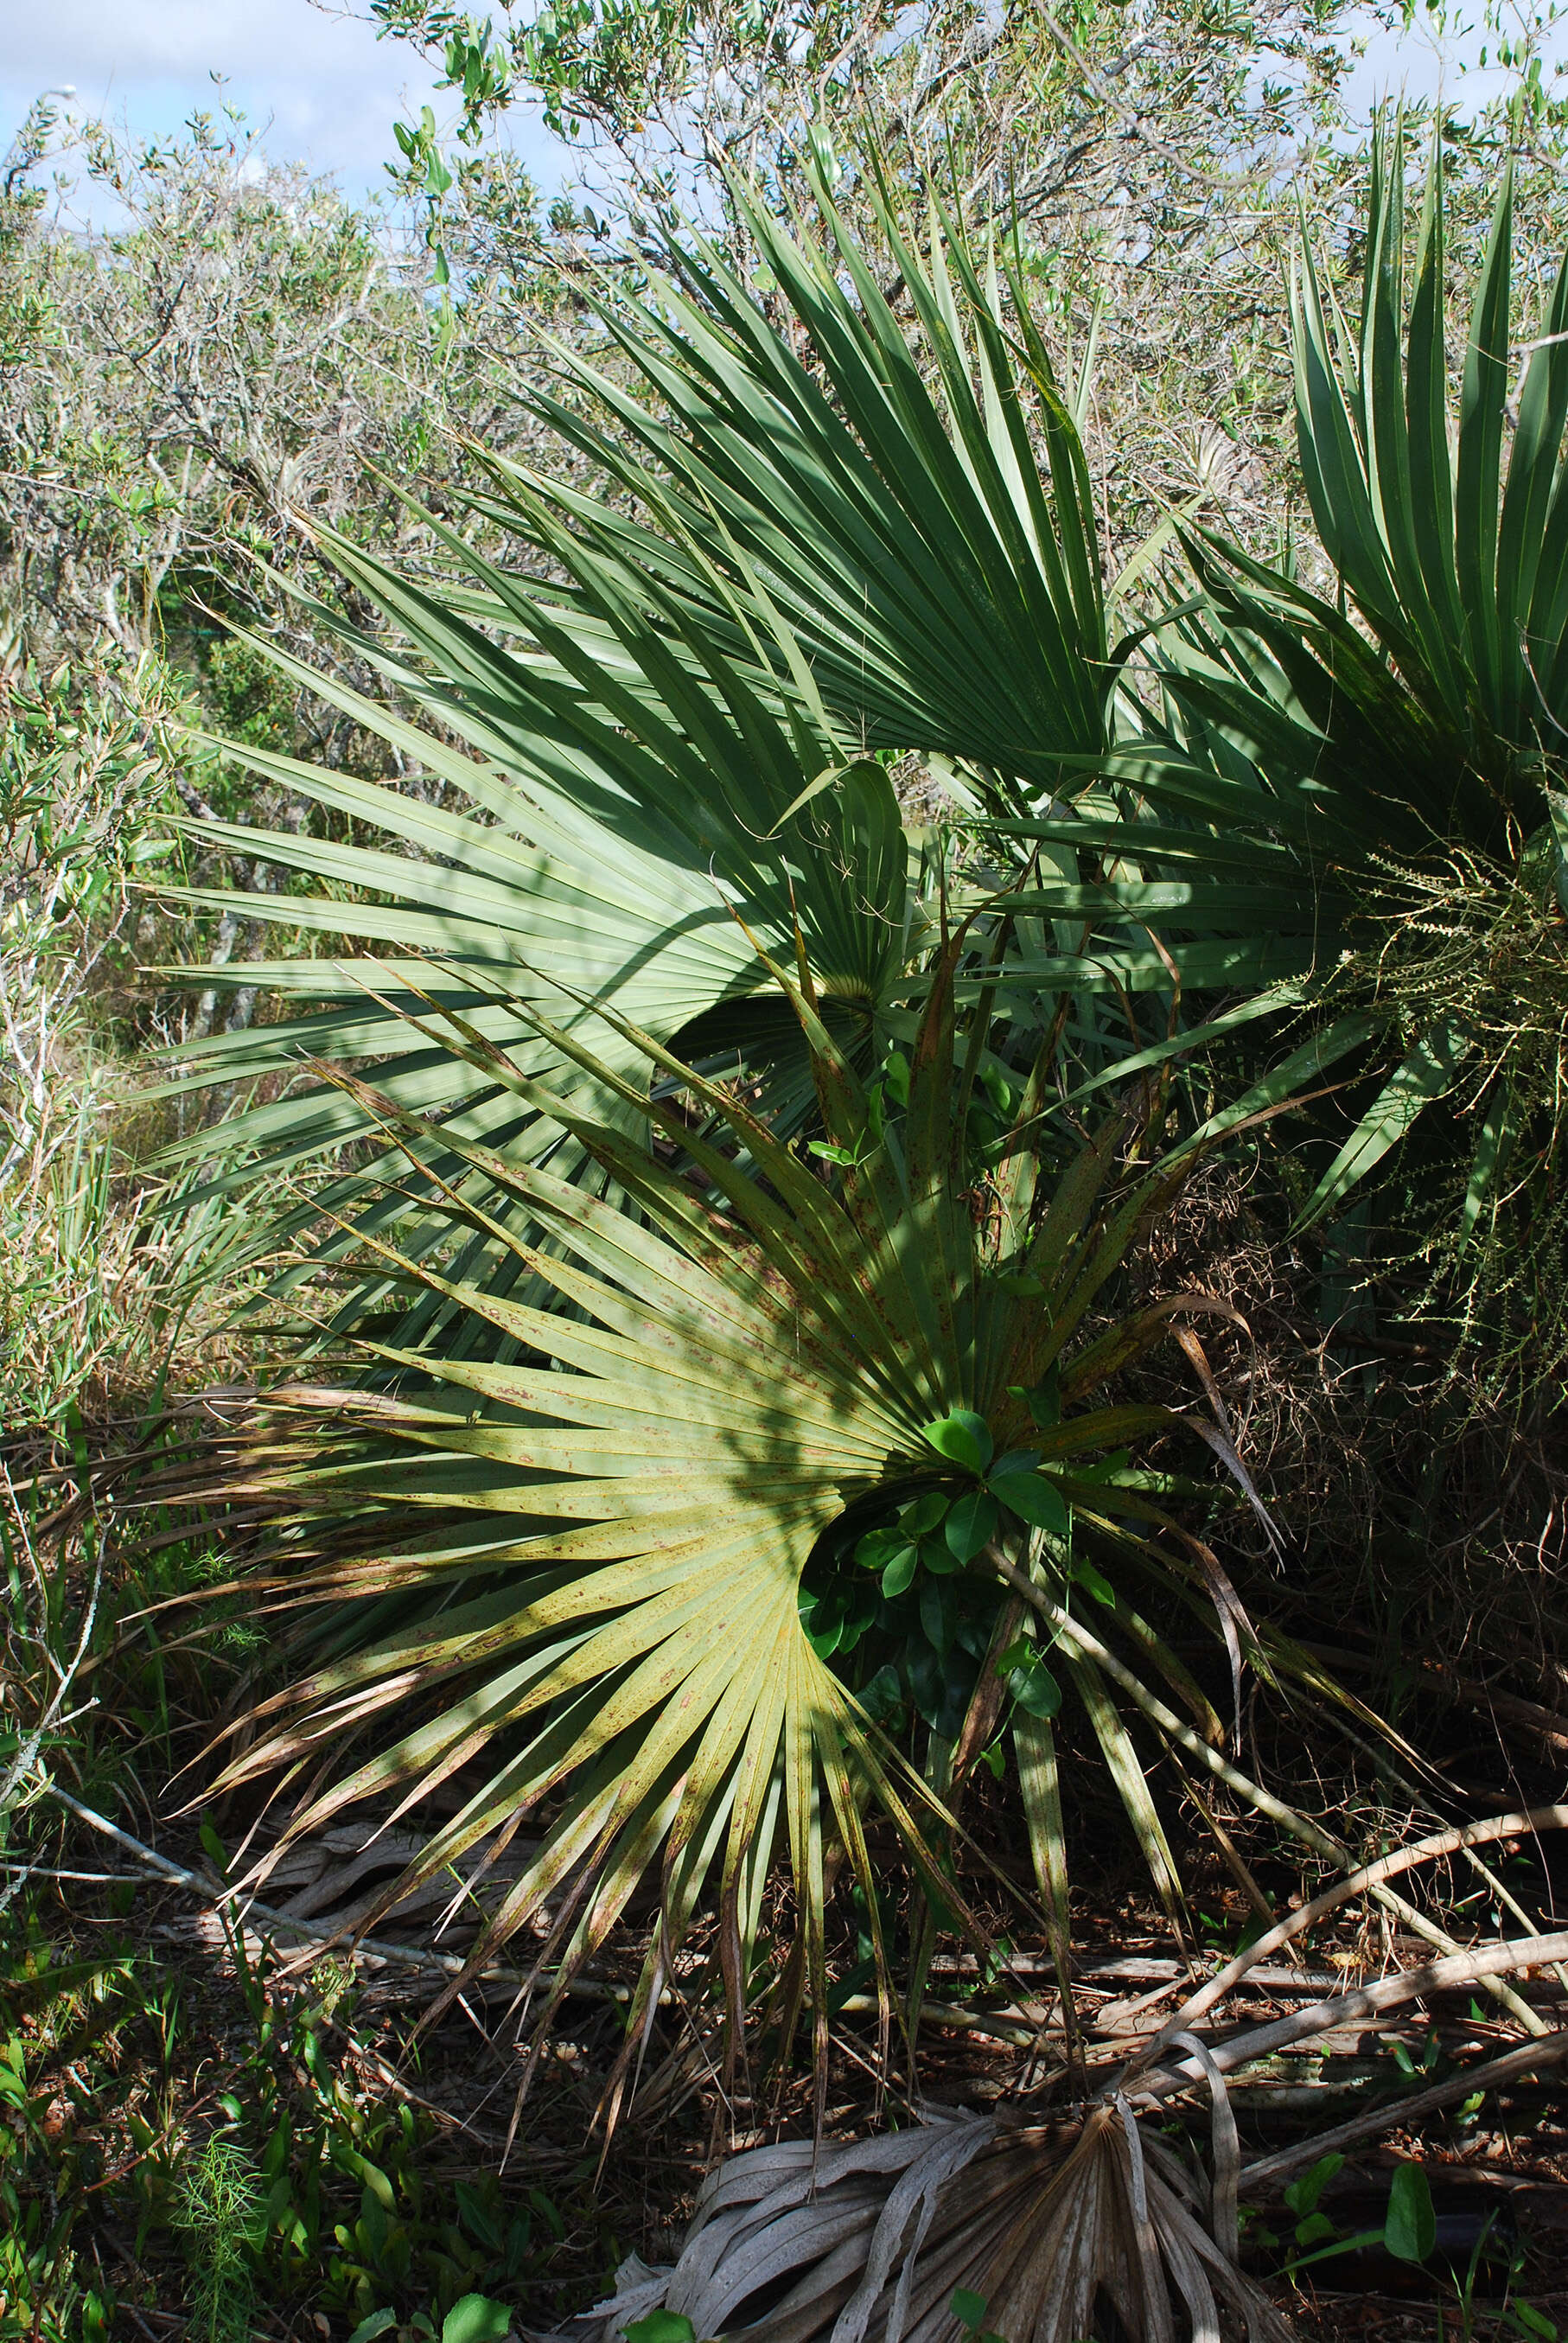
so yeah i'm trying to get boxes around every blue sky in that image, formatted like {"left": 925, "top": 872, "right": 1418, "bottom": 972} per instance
{"left": 0, "top": 0, "right": 563, "bottom": 210}
{"left": 2, "top": 0, "right": 1558, "bottom": 215}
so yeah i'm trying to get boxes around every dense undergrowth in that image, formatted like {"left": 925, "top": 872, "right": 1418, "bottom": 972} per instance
{"left": 5, "top": 1403, "right": 1568, "bottom": 2340}
{"left": 4, "top": 16, "right": 1568, "bottom": 2343}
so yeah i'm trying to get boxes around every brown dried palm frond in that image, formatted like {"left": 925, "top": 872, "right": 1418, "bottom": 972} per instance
{"left": 554, "top": 2104, "right": 1296, "bottom": 2343}
{"left": 541, "top": 1823, "right": 1568, "bottom": 2343}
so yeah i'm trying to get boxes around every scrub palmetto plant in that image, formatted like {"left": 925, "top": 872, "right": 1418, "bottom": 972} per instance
{"left": 147, "top": 137, "right": 1568, "bottom": 2315}
{"left": 203, "top": 949, "right": 1321, "bottom": 2092}
{"left": 988, "top": 122, "right": 1568, "bottom": 1369}
{"left": 158, "top": 133, "right": 1527, "bottom": 2084}
{"left": 145, "top": 155, "right": 1375, "bottom": 2162}
{"left": 156, "top": 160, "right": 1134, "bottom": 1351}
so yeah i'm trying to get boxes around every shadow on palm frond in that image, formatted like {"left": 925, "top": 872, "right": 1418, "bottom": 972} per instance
{"left": 187, "top": 947, "right": 1358, "bottom": 2109}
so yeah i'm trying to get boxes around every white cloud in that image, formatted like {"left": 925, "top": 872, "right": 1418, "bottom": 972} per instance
{"left": 1, "top": 0, "right": 561, "bottom": 201}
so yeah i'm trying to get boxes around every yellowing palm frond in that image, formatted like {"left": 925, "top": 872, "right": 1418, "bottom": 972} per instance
{"left": 203, "top": 963, "right": 1284, "bottom": 2073}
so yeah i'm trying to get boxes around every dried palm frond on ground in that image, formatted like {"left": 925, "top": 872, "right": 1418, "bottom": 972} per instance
{"left": 526, "top": 1816, "right": 1568, "bottom": 2343}
{"left": 16, "top": 1729, "right": 1568, "bottom": 2335}
{"left": 553, "top": 2106, "right": 1296, "bottom": 2343}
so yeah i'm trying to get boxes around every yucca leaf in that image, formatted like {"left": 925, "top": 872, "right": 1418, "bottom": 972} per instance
{"left": 1454, "top": 161, "right": 1514, "bottom": 711}
{"left": 1404, "top": 127, "right": 1464, "bottom": 671}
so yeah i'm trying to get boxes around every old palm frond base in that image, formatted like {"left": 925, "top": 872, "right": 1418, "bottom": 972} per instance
{"left": 544, "top": 2107, "right": 1295, "bottom": 2343}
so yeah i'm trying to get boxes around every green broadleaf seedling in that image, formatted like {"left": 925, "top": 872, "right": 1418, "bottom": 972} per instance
{"left": 924, "top": 1410, "right": 994, "bottom": 1474}
{"left": 625, "top": 2316, "right": 698, "bottom": 2343}
{"left": 1384, "top": 2161, "right": 1437, "bottom": 2265}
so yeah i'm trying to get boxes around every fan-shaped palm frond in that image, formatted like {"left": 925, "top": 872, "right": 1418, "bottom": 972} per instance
{"left": 481, "top": 156, "right": 1112, "bottom": 805}
{"left": 201, "top": 957, "right": 1300, "bottom": 2073}
{"left": 159, "top": 546, "right": 919, "bottom": 1346}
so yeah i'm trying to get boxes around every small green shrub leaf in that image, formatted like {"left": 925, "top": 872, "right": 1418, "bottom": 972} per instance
{"left": 1072, "top": 1559, "right": 1115, "bottom": 1606}
{"left": 880, "top": 1544, "right": 919, "bottom": 1598}
{"left": 991, "top": 1471, "right": 1068, "bottom": 1535}
{"left": 1009, "top": 1657, "right": 1062, "bottom": 1719}
{"left": 443, "top": 2297, "right": 515, "bottom": 2343}
{"left": 1283, "top": 2152, "right": 1343, "bottom": 2219}
{"left": 624, "top": 2317, "right": 697, "bottom": 2343}
{"left": 919, "top": 1577, "right": 956, "bottom": 1655}
{"left": 854, "top": 1526, "right": 906, "bottom": 1570}
{"left": 1024, "top": 1371, "right": 1061, "bottom": 1428}
{"left": 945, "top": 1490, "right": 998, "bottom": 1562}
{"left": 924, "top": 1411, "right": 993, "bottom": 1474}
{"left": 989, "top": 1448, "right": 1041, "bottom": 1481}
{"left": 1384, "top": 2161, "right": 1436, "bottom": 2264}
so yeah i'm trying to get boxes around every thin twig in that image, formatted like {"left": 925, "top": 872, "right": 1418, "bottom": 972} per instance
{"left": 1239, "top": 2027, "right": 1568, "bottom": 2191}
{"left": 44, "top": 1780, "right": 652, "bottom": 2004}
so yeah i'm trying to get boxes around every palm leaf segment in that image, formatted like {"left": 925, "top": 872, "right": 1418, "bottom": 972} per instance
{"left": 213, "top": 964, "right": 1262, "bottom": 2057}
{"left": 158, "top": 161, "right": 1117, "bottom": 1334}
{"left": 496, "top": 161, "right": 1112, "bottom": 801}
{"left": 1020, "top": 121, "right": 1568, "bottom": 1234}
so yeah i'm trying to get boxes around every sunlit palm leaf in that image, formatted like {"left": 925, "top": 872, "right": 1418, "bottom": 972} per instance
{"left": 203, "top": 963, "right": 1283, "bottom": 2059}
{"left": 157, "top": 539, "right": 916, "bottom": 1343}
{"left": 488, "top": 157, "right": 1113, "bottom": 803}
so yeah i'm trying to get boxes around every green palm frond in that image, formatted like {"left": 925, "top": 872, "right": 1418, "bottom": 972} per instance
{"left": 989, "top": 122, "right": 1568, "bottom": 1350}
{"left": 481, "top": 157, "right": 1113, "bottom": 806}
{"left": 156, "top": 540, "right": 919, "bottom": 1344}
{"left": 203, "top": 961, "right": 1293, "bottom": 2066}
